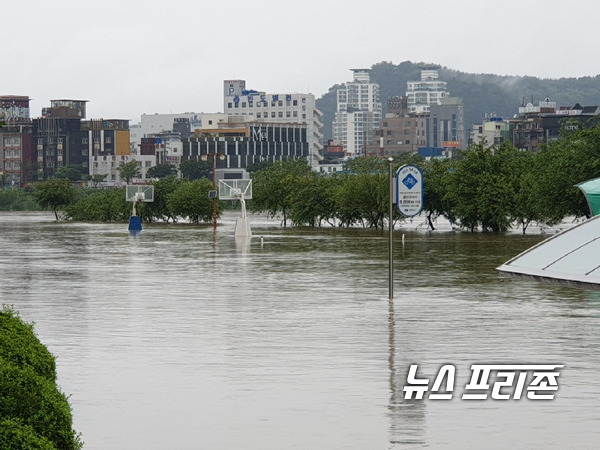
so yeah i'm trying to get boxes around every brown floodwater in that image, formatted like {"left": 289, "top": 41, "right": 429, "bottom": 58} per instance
{"left": 1, "top": 211, "right": 598, "bottom": 449}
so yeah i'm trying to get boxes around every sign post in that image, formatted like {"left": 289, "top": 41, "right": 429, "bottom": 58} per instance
{"left": 389, "top": 164, "right": 424, "bottom": 299}
{"left": 388, "top": 158, "right": 394, "bottom": 299}
{"left": 396, "top": 164, "right": 424, "bottom": 217}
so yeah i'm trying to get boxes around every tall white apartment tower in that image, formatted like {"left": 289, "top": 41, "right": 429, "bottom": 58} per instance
{"left": 223, "top": 80, "right": 324, "bottom": 165}
{"left": 406, "top": 67, "right": 450, "bottom": 114}
{"left": 332, "top": 69, "right": 382, "bottom": 155}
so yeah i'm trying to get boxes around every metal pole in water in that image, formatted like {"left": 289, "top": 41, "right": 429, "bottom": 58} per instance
{"left": 388, "top": 157, "right": 394, "bottom": 299}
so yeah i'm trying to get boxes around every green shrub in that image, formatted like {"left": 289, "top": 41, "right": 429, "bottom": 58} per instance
{"left": 0, "top": 306, "right": 82, "bottom": 450}
{"left": 0, "top": 306, "right": 56, "bottom": 382}
{"left": 0, "top": 418, "right": 56, "bottom": 450}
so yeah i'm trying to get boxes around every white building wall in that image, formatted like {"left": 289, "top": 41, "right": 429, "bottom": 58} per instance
{"left": 223, "top": 80, "right": 324, "bottom": 166}
{"left": 332, "top": 69, "right": 382, "bottom": 155}
{"left": 130, "top": 112, "right": 203, "bottom": 148}
{"left": 406, "top": 69, "right": 449, "bottom": 114}
{"left": 89, "top": 154, "right": 156, "bottom": 184}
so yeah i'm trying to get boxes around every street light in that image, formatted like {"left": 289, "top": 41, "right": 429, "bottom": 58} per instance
{"left": 201, "top": 152, "right": 226, "bottom": 228}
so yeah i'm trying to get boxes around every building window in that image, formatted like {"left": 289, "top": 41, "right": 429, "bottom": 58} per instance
{"left": 386, "top": 131, "right": 392, "bottom": 136}
{"left": 82, "top": 137, "right": 88, "bottom": 144}
{"left": 293, "top": 100, "right": 298, "bottom": 106}
{"left": 234, "top": 103, "right": 239, "bottom": 108}
{"left": 82, "top": 149, "right": 88, "bottom": 155}
{"left": 38, "top": 138, "right": 43, "bottom": 144}
{"left": 256, "top": 113, "right": 261, "bottom": 118}
{"left": 271, "top": 112, "right": 276, "bottom": 118}
{"left": 82, "top": 161, "right": 88, "bottom": 167}
{"left": 278, "top": 112, "right": 283, "bottom": 118}
{"left": 228, "top": 103, "right": 232, "bottom": 108}
{"left": 293, "top": 111, "right": 298, "bottom": 117}
{"left": 404, "top": 130, "right": 410, "bottom": 135}
{"left": 105, "top": 136, "right": 112, "bottom": 143}
{"left": 145, "top": 161, "right": 152, "bottom": 167}
{"left": 302, "top": 114, "right": 306, "bottom": 119}
{"left": 278, "top": 100, "right": 283, "bottom": 107}
{"left": 271, "top": 102, "right": 276, "bottom": 107}
{"left": 383, "top": 122, "right": 388, "bottom": 127}
{"left": 48, "top": 138, "right": 54, "bottom": 144}
{"left": 242, "top": 102, "right": 247, "bottom": 107}
{"left": 286, "top": 111, "right": 291, "bottom": 117}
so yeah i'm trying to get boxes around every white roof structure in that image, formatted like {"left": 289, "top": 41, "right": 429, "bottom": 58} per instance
{"left": 497, "top": 215, "right": 600, "bottom": 290}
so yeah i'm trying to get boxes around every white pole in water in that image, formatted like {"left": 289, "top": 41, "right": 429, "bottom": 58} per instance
{"left": 388, "top": 157, "right": 394, "bottom": 299}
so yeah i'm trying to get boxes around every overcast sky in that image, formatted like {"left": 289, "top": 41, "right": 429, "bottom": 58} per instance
{"left": 4, "top": 0, "right": 600, "bottom": 123}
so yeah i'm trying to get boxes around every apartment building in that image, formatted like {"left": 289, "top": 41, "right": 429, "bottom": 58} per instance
{"left": 407, "top": 67, "right": 450, "bottom": 114}
{"left": 332, "top": 69, "right": 382, "bottom": 155}
{"left": 0, "top": 96, "right": 33, "bottom": 185}
{"left": 223, "top": 80, "right": 323, "bottom": 165}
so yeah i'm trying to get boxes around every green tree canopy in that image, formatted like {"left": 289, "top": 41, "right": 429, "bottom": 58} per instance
{"left": 246, "top": 160, "right": 274, "bottom": 174}
{"left": 142, "top": 176, "right": 186, "bottom": 223}
{"left": 32, "top": 178, "right": 76, "bottom": 220}
{"left": 166, "top": 178, "right": 222, "bottom": 223}
{"left": 84, "top": 174, "right": 108, "bottom": 188}
{"left": 54, "top": 165, "right": 85, "bottom": 182}
{"left": 179, "top": 159, "right": 212, "bottom": 181}
{"left": 147, "top": 164, "right": 177, "bottom": 179}
{"left": 117, "top": 160, "right": 141, "bottom": 184}
{"left": 250, "top": 158, "right": 312, "bottom": 226}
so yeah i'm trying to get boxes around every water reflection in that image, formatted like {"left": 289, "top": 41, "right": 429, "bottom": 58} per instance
{"left": 388, "top": 298, "right": 427, "bottom": 447}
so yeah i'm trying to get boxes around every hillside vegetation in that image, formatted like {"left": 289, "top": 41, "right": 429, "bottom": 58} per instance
{"left": 316, "top": 61, "right": 600, "bottom": 141}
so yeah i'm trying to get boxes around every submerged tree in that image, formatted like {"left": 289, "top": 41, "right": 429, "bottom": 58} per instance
{"left": 32, "top": 178, "right": 76, "bottom": 220}
{"left": 250, "top": 158, "right": 312, "bottom": 227}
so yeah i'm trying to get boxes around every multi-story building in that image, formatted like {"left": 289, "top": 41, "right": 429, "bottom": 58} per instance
{"left": 223, "top": 80, "right": 323, "bottom": 165}
{"left": 0, "top": 96, "right": 33, "bottom": 185}
{"left": 33, "top": 100, "right": 90, "bottom": 180}
{"left": 469, "top": 115, "right": 512, "bottom": 147}
{"left": 332, "top": 69, "right": 382, "bottom": 155}
{"left": 129, "top": 112, "right": 203, "bottom": 150}
{"left": 365, "top": 96, "right": 427, "bottom": 156}
{"left": 32, "top": 100, "right": 136, "bottom": 182}
{"left": 427, "top": 97, "right": 466, "bottom": 150}
{"left": 406, "top": 67, "right": 450, "bottom": 114}
{"left": 182, "top": 119, "right": 309, "bottom": 170}
{"left": 509, "top": 100, "right": 600, "bottom": 152}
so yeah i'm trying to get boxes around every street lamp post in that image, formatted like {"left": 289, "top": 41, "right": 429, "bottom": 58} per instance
{"left": 201, "top": 152, "right": 226, "bottom": 228}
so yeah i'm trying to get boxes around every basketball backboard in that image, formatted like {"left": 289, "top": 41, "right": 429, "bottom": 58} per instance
{"left": 126, "top": 185, "right": 155, "bottom": 202}
{"left": 219, "top": 179, "right": 252, "bottom": 200}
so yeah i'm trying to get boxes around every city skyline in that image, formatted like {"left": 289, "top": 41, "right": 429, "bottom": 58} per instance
{"left": 4, "top": 0, "right": 600, "bottom": 122}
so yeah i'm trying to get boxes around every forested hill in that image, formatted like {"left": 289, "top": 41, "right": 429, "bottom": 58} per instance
{"left": 316, "top": 60, "right": 600, "bottom": 142}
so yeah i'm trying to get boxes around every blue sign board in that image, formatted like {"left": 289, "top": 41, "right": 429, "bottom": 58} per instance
{"left": 396, "top": 164, "right": 424, "bottom": 216}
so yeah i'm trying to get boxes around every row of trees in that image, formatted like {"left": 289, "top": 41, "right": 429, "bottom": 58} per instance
{"left": 32, "top": 176, "right": 223, "bottom": 223}
{"left": 28, "top": 119, "right": 600, "bottom": 230}
{"left": 250, "top": 120, "right": 600, "bottom": 233}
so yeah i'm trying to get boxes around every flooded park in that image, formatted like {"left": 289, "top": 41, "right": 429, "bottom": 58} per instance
{"left": 1, "top": 211, "right": 599, "bottom": 449}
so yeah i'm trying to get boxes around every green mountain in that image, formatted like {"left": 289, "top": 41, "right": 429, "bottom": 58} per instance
{"left": 316, "top": 61, "right": 600, "bottom": 142}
